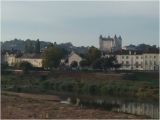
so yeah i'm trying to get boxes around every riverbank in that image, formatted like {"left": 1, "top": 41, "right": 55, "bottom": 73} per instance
{"left": 1, "top": 91, "right": 148, "bottom": 119}
{"left": 2, "top": 71, "right": 159, "bottom": 101}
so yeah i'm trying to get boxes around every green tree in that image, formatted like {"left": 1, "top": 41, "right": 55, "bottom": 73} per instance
{"left": 87, "top": 46, "right": 101, "bottom": 65}
{"left": 25, "top": 39, "right": 34, "bottom": 54}
{"left": 92, "top": 56, "right": 121, "bottom": 71}
{"left": 35, "top": 39, "right": 40, "bottom": 54}
{"left": 92, "top": 58, "right": 103, "bottom": 69}
{"left": 42, "top": 46, "right": 64, "bottom": 69}
{"left": 70, "top": 61, "right": 78, "bottom": 68}
{"left": 79, "top": 59, "right": 89, "bottom": 68}
{"left": 18, "top": 61, "right": 33, "bottom": 73}
{"left": 1, "top": 62, "right": 8, "bottom": 72}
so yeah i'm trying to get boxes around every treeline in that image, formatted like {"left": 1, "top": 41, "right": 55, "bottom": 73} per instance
{"left": 42, "top": 45, "right": 121, "bottom": 70}
{"left": 1, "top": 39, "right": 88, "bottom": 54}
{"left": 126, "top": 44, "right": 159, "bottom": 53}
{"left": 24, "top": 39, "right": 40, "bottom": 54}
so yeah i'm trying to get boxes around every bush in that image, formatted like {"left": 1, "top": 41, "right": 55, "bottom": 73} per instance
{"left": 1, "top": 62, "right": 8, "bottom": 71}
{"left": 81, "top": 84, "right": 89, "bottom": 94}
{"left": 18, "top": 61, "right": 33, "bottom": 73}
{"left": 70, "top": 61, "right": 78, "bottom": 68}
{"left": 89, "top": 84, "right": 99, "bottom": 95}
{"left": 80, "top": 60, "right": 89, "bottom": 68}
{"left": 60, "top": 81, "right": 75, "bottom": 92}
{"left": 40, "top": 75, "right": 47, "bottom": 81}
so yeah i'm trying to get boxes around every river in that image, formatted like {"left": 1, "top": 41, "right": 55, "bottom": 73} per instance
{"left": 59, "top": 94, "right": 159, "bottom": 118}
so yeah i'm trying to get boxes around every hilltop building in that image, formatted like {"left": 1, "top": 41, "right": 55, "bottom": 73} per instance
{"left": 99, "top": 35, "right": 122, "bottom": 53}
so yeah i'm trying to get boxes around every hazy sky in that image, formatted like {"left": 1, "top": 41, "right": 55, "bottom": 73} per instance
{"left": 1, "top": 1, "right": 159, "bottom": 47}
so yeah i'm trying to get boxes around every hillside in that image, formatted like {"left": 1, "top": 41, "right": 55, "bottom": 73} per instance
{"left": 1, "top": 39, "right": 89, "bottom": 54}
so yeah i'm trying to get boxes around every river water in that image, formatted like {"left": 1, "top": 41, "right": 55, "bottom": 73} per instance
{"left": 60, "top": 94, "right": 159, "bottom": 118}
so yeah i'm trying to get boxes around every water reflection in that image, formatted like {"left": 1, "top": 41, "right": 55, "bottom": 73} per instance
{"left": 61, "top": 95, "right": 159, "bottom": 118}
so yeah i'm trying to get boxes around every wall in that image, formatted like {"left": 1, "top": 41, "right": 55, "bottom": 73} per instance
{"left": 68, "top": 52, "right": 82, "bottom": 66}
{"left": 5, "top": 54, "right": 43, "bottom": 68}
{"left": 103, "top": 53, "right": 159, "bottom": 71}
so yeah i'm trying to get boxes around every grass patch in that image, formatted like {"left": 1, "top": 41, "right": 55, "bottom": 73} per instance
{"left": 1, "top": 71, "right": 159, "bottom": 101}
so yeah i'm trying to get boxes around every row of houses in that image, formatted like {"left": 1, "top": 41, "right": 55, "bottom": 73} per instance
{"left": 2, "top": 53, "right": 43, "bottom": 68}
{"left": 2, "top": 51, "right": 82, "bottom": 68}
{"left": 2, "top": 50, "right": 159, "bottom": 71}
{"left": 103, "top": 50, "right": 159, "bottom": 71}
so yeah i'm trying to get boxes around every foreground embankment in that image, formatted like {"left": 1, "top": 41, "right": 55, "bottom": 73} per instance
{"left": 1, "top": 91, "right": 148, "bottom": 119}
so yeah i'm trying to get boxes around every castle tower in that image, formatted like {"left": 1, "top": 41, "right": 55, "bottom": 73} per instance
{"left": 99, "top": 34, "right": 122, "bottom": 53}
{"left": 99, "top": 35, "right": 103, "bottom": 51}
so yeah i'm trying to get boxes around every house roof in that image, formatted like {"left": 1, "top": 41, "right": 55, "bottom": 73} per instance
{"left": 104, "top": 50, "right": 143, "bottom": 55}
{"left": 104, "top": 49, "right": 159, "bottom": 55}
{"left": 17, "top": 54, "right": 41, "bottom": 59}
{"left": 68, "top": 51, "right": 82, "bottom": 58}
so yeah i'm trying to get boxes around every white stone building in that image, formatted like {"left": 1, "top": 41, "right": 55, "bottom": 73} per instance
{"left": 99, "top": 35, "right": 122, "bottom": 53}
{"left": 61, "top": 51, "right": 82, "bottom": 66}
{"left": 103, "top": 51, "right": 159, "bottom": 71}
{"left": 4, "top": 53, "right": 43, "bottom": 68}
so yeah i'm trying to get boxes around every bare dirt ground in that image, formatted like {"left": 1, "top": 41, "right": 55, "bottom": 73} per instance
{"left": 1, "top": 91, "right": 147, "bottom": 119}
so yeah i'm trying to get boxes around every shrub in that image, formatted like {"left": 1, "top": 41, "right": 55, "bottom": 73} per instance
{"left": 88, "top": 84, "right": 99, "bottom": 95}
{"left": 60, "top": 81, "right": 75, "bottom": 92}
{"left": 18, "top": 61, "right": 33, "bottom": 73}
{"left": 80, "top": 60, "right": 89, "bottom": 68}
{"left": 40, "top": 75, "right": 47, "bottom": 81}
{"left": 70, "top": 61, "right": 78, "bottom": 68}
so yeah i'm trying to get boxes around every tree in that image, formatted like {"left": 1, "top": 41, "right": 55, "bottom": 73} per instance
{"left": 87, "top": 46, "right": 101, "bottom": 65}
{"left": 70, "top": 61, "right": 78, "bottom": 68}
{"left": 92, "top": 56, "right": 121, "bottom": 71}
{"left": 25, "top": 40, "right": 34, "bottom": 54}
{"left": 113, "top": 63, "right": 121, "bottom": 70}
{"left": 42, "top": 46, "right": 64, "bottom": 69}
{"left": 92, "top": 58, "right": 103, "bottom": 69}
{"left": 35, "top": 39, "right": 40, "bottom": 54}
{"left": 79, "top": 59, "right": 89, "bottom": 68}
{"left": 47, "top": 43, "right": 54, "bottom": 48}
{"left": 1, "top": 62, "right": 8, "bottom": 72}
{"left": 18, "top": 61, "right": 33, "bottom": 73}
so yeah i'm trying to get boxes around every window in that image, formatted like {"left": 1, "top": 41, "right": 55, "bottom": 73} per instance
{"left": 126, "top": 56, "right": 128, "bottom": 59}
{"left": 154, "top": 56, "right": 156, "bottom": 59}
{"left": 122, "top": 56, "right": 124, "bottom": 59}
{"left": 122, "top": 61, "right": 124, "bottom": 64}
{"left": 145, "top": 55, "right": 147, "bottom": 58}
{"left": 136, "top": 56, "right": 139, "bottom": 59}
{"left": 145, "top": 61, "right": 148, "bottom": 65}
{"left": 126, "top": 61, "right": 129, "bottom": 65}
{"left": 150, "top": 61, "right": 152, "bottom": 65}
{"left": 135, "top": 62, "right": 139, "bottom": 68}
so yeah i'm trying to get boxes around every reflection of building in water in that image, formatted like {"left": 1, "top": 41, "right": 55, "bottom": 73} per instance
{"left": 117, "top": 102, "right": 159, "bottom": 118}
{"left": 99, "top": 34, "right": 122, "bottom": 53}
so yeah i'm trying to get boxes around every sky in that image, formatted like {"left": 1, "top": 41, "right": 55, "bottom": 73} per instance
{"left": 1, "top": 1, "right": 159, "bottom": 47}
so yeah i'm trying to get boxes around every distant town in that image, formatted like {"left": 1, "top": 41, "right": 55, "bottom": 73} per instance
{"left": 1, "top": 34, "right": 159, "bottom": 71}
